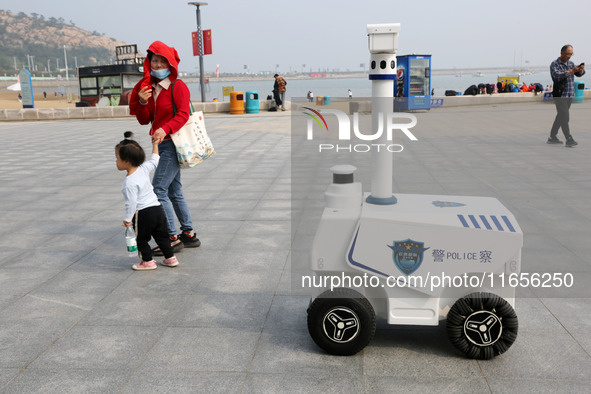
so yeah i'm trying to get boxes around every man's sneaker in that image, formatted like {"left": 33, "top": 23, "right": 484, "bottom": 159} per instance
{"left": 547, "top": 137, "right": 562, "bottom": 144}
{"left": 132, "top": 260, "right": 157, "bottom": 271}
{"left": 566, "top": 138, "right": 578, "bottom": 147}
{"left": 180, "top": 232, "right": 201, "bottom": 248}
{"left": 162, "top": 256, "right": 179, "bottom": 267}
{"left": 153, "top": 236, "right": 184, "bottom": 256}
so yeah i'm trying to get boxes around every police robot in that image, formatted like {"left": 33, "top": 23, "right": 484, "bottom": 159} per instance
{"left": 306, "top": 24, "right": 522, "bottom": 359}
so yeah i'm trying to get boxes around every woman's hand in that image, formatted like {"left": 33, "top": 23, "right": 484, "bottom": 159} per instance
{"left": 151, "top": 128, "right": 166, "bottom": 144}
{"left": 138, "top": 86, "right": 152, "bottom": 105}
{"left": 123, "top": 221, "right": 132, "bottom": 227}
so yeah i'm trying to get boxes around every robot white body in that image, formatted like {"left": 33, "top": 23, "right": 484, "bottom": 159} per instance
{"left": 311, "top": 180, "right": 522, "bottom": 322}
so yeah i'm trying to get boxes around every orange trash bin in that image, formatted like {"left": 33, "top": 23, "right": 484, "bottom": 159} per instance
{"left": 230, "top": 91, "right": 244, "bottom": 114}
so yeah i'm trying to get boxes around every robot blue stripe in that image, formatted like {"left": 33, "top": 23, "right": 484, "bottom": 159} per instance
{"left": 468, "top": 215, "right": 481, "bottom": 229}
{"left": 457, "top": 215, "right": 469, "bottom": 228}
{"left": 368, "top": 74, "right": 397, "bottom": 80}
{"left": 347, "top": 227, "right": 390, "bottom": 277}
{"left": 490, "top": 215, "right": 504, "bottom": 231}
{"left": 479, "top": 215, "right": 493, "bottom": 230}
{"left": 502, "top": 216, "right": 516, "bottom": 232}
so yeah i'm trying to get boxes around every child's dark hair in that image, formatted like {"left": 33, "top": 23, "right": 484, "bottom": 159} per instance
{"left": 116, "top": 131, "right": 145, "bottom": 167}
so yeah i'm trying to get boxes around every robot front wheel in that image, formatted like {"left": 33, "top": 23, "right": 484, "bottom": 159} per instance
{"left": 307, "top": 288, "right": 376, "bottom": 356}
{"left": 446, "top": 292, "right": 519, "bottom": 360}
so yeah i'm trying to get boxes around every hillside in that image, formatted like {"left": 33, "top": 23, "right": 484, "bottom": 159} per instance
{"left": 0, "top": 10, "right": 128, "bottom": 74}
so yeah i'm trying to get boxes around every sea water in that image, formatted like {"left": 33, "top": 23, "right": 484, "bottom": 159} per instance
{"left": 35, "top": 68, "right": 589, "bottom": 101}
{"left": 188, "top": 71, "right": 591, "bottom": 101}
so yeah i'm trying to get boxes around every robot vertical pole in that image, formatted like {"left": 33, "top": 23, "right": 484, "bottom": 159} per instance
{"left": 369, "top": 79, "right": 395, "bottom": 203}
{"left": 366, "top": 24, "right": 401, "bottom": 205}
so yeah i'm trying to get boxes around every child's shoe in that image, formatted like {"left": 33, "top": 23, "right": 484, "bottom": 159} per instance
{"left": 162, "top": 256, "right": 179, "bottom": 267}
{"left": 132, "top": 260, "right": 157, "bottom": 271}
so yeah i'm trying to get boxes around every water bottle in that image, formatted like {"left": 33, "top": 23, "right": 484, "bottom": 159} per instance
{"left": 125, "top": 226, "right": 138, "bottom": 257}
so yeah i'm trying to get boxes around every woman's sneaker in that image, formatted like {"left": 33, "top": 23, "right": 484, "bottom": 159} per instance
{"left": 180, "top": 232, "right": 201, "bottom": 248}
{"left": 153, "top": 235, "right": 184, "bottom": 256}
{"left": 132, "top": 260, "right": 157, "bottom": 271}
{"left": 547, "top": 137, "right": 562, "bottom": 144}
{"left": 162, "top": 256, "right": 179, "bottom": 267}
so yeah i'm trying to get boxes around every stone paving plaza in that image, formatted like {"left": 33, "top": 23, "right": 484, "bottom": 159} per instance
{"left": 1, "top": 101, "right": 591, "bottom": 393}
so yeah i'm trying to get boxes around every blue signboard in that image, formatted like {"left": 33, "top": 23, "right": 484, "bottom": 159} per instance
{"left": 19, "top": 69, "right": 34, "bottom": 108}
{"left": 431, "top": 98, "right": 443, "bottom": 107}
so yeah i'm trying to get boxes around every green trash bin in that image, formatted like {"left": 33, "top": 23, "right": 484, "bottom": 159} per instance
{"left": 574, "top": 81, "right": 585, "bottom": 103}
{"left": 323, "top": 96, "right": 331, "bottom": 106}
{"left": 245, "top": 91, "right": 259, "bottom": 113}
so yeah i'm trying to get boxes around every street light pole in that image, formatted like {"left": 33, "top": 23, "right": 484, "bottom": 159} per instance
{"left": 63, "top": 45, "right": 69, "bottom": 81}
{"left": 188, "top": 2, "right": 208, "bottom": 102}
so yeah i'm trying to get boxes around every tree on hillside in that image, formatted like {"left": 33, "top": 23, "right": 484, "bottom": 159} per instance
{"left": 0, "top": 10, "right": 125, "bottom": 74}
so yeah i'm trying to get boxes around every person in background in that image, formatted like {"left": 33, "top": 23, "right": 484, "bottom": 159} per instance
{"left": 274, "top": 74, "right": 287, "bottom": 111}
{"left": 547, "top": 44, "right": 585, "bottom": 147}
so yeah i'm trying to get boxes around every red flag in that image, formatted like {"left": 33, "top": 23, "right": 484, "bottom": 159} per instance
{"left": 191, "top": 31, "right": 199, "bottom": 56}
{"left": 203, "top": 29, "right": 212, "bottom": 55}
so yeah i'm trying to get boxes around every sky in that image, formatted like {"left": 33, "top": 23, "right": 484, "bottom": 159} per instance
{"left": 3, "top": 0, "right": 591, "bottom": 75}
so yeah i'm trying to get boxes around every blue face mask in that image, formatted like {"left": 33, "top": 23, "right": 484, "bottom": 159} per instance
{"left": 151, "top": 68, "right": 171, "bottom": 80}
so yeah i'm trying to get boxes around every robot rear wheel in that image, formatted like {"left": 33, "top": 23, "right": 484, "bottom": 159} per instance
{"left": 446, "top": 292, "right": 518, "bottom": 360}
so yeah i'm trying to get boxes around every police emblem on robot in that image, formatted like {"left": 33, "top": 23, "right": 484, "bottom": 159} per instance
{"left": 388, "top": 239, "right": 430, "bottom": 275}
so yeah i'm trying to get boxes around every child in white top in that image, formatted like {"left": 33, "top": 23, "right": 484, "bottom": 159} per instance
{"left": 116, "top": 132, "right": 179, "bottom": 270}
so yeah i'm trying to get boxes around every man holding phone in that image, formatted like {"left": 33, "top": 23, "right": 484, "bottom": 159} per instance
{"left": 548, "top": 44, "right": 585, "bottom": 147}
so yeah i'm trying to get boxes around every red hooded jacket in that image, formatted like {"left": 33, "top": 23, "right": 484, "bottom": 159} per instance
{"left": 129, "top": 41, "right": 190, "bottom": 139}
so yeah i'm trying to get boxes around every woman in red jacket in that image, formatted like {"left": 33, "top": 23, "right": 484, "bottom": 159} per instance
{"left": 129, "top": 41, "right": 200, "bottom": 255}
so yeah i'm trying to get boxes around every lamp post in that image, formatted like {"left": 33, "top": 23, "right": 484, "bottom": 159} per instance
{"left": 188, "top": 2, "right": 208, "bottom": 102}
{"left": 63, "top": 45, "right": 69, "bottom": 81}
